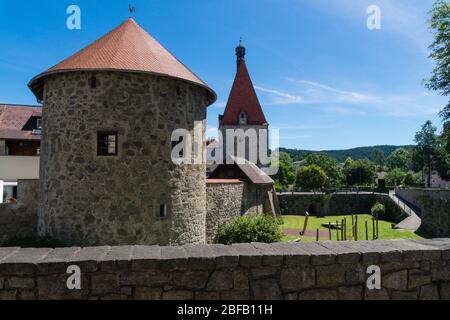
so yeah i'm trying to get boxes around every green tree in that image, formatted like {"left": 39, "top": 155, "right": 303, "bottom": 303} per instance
{"left": 426, "top": 1, "right": 450, "bottom": 152}
{"left": 295, "top": 164, "right": 327, "bottom": 190}
{"left": 373, "top": 148, "right": 386, "bottom": 168}
{"left": 404, "top": 171, "right": 424, "bottom": 187}
{"left": 272, "top": 152, "right": 296, "bottom": 191}
{"left": 387, "top": 148, "right": 412, "bottom": 171}
{"left": 435, "top": 136, "right": 450, "bottom": 180}
{"left": 303, "top": 153, "right": 345, "bottom": 187}
{"left": 385, "top": 168, "right": 407, "bottom": 187}
{"left": 343, "top": 159, "right": 376, "bottom": 186}
{"left": 413, "top": 121, "right": 439, "bottom": 187}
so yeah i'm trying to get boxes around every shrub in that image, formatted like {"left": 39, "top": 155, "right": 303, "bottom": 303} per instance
{"left": 403, "top": 171, "right": 424, "bottom": 187}
{"left": 295, "top": 164, "right": 327, "bottom": 190}
{"left": 371, "top": 202, "right": 386, "bottom": 220}
{"left": 217, "top": 215, "right": 283, "bottom": 245}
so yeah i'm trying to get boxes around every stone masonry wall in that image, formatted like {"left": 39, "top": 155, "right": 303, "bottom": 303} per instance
{"left": 206, "top": 182, "right": 244, "bottom": 243}
{"left": 39, "top": 71, "right": 211, "bottom": 247}
{"left": 396, "top": 189, "right": 450, "bottom": 238}
{"left": 0, "top": 239, "right": 449, "bottom": 300}
{"left": 0, "top": 180, "right": 39, "bottom": 245}
{"left": 278, "top": 193, "right": 406, "bottom": 221}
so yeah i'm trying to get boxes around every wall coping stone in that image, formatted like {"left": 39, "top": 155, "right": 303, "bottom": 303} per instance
{"left": 0, "top": 239, "right": 449, "bottom": 275}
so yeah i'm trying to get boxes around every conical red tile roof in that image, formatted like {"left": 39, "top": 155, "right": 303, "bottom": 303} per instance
{"left": 29, "top": 19, "right": 216, "bottom": 103}
{"left": 220, "top": 61, "right": 267, "bottom": 126}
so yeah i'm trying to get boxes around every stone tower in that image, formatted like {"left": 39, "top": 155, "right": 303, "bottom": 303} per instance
{"left": 219, "top": 42, "right": 269, "bottom": 165}
{"left": 28, "top": 19, "right": 216, "bottom": 246}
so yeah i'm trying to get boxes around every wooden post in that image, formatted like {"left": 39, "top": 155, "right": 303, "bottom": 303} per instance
{"left": 341, "top": 219, "right": 345, "bottom": 241}
{"left": 351, "top": 215, "right": 354, "bottom": 237}
{"left": 365, "top": 221, "right": 369, "bottom": 240}
{"left": 328, "top": 222, "right": 332, "bottom": 240}
{"left": 336, "top": 220, "right": 339, "bottom": 241}
{"left": 376, "top": 216, "right": 379, "bottom": 240}
{"left": 355, "top": 215, "right": 358, "bottom": 241}
{"left": 316, "top": 229, "right": 320, "bottom": 242}
{"left": 344, "top": 218, "right": 347, "bottom": 241}
{"left": 372, "top": 219, "right": 376, "bottom": 240}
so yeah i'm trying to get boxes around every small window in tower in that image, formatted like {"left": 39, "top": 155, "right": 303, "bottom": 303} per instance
{"left": 36, "top": 118, "right": 43, "bottom": 130}
{"left": 97, "top": 131, "right": 118, "bottom": 156}
{"left": 89, "top": 76, "right": 97, "bottom": 89}
{"left": 159, "top": 204, "right": 168, "bottom": 219}
{"left": 239, "top": 112, "right": 247, "bottom": 125}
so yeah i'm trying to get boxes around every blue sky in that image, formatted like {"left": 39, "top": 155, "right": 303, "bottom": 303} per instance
{"left": 0, "top": 0, "right": 448, "bottom": 150}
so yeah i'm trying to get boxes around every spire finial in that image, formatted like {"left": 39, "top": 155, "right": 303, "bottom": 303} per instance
{"left": 235, "top": 37, "right": 246, "bottom": 71}
{"left": 128, "top": 4, "right": 136, "bottom": 18}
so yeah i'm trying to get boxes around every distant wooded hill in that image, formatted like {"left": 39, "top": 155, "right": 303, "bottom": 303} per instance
{"left": 280, "top": 145, "right": 414, "bottom": 163}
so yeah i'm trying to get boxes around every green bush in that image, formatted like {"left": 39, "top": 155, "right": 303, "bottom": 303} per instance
{"left": 371, "top": 202, "right": 386, "bottom": 220}
{"left": 217, "top": 215, "right": 283, "bottom": 245}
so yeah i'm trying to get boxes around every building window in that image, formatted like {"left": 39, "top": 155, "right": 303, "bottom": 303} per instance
{"left": 97, "top": 131, "right": 118, "bottom": 156}
{"left": 89, "top": 76, "right": 97, "bottom": 89}
{"left": 239, "top": 112, "right": 247, "bottom": 125}
{"left": 159, "top": 204, "right": 168, "bottom": 219}
{"left": 36, "top": 118, "right": 43, "bottom": 130}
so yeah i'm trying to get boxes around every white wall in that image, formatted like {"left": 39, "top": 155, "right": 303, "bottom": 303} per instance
{"left": 0, "top": 156, "right": 40, "bottom": 182}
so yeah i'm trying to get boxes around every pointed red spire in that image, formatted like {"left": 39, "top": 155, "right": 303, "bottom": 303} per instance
{"left": 220, "top": 60, "right": 268, "bottom": 126}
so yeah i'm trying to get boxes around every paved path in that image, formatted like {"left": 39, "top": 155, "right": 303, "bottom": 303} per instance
{"left": 389, "top": 191, "right": 422, "bottom": 232}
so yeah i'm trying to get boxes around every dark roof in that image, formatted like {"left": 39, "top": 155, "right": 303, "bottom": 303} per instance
{"left": 0, "top": 104, "right": 42, "bottom": 141}
{"left": 220, "top": 61, "right": 268, "bottom": 126}
{"left": 29, "top": 18, "right": 216, "bottom": 103}
{"left": 210, "top": 156, "right": 274, "bottom": 185}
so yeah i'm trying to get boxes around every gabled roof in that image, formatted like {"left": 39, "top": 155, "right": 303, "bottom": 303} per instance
{"left": 210, "top": 156, "right": 274, "bottom": 185}
{"left": 220, "top": 61, "right": 267, "bottom": 126}
{"left": 0, "top": 104, "right": 42, "bottom": 141}
{"left": 29, "top": 18, "right": 216, "bottom": 103}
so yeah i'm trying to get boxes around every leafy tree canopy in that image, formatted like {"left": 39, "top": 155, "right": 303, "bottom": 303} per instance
{"left": 387, "top": 148, "right": 412, "bottom": 171}
{"left": 295, "top": 164, "right": 327, "bottom": 190}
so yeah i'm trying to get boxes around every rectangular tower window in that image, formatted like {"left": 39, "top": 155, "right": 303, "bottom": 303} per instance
{"left": 159, "top": 204, "right": 168, "bottom": 219}
{"left": 97, "top": 131, "right": 118, "bottom": 156}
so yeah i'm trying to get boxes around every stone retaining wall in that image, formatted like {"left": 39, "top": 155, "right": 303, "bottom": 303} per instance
{"left": 0, "top": 239, "right": 449, "bottom": 300}
{"left": 396, "top": 189, "right": 450, "bottom": 237}
{"left": 0, "top": 180, "right": 39, "bottom": 245}
{"left": 278, "top": 193, "right": 406, "bottom": 221}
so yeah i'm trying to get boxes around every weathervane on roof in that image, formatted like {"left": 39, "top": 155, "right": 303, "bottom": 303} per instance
{"left": 128, "top": 4, "right": 136, "bottom": 18}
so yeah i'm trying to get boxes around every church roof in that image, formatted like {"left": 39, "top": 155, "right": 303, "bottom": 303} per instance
{"left": 29, "top": 18, "right": 216, "bottom": 103}
{"left": 220, "top": 61, "right": 267, "bottom": 126}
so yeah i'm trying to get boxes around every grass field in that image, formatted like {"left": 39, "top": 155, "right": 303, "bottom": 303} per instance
{"left": 281, "top": 214, "right": 424, "bottom": 242}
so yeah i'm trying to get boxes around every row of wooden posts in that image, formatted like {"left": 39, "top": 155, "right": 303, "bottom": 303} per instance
{"left": 315, "top": 215, "right": 380, "bottom": 242}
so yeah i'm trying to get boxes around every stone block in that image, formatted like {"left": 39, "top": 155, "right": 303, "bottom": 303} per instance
{"left": 184, "top": 245, "right": 215, "bottom": 270}
{"left": 338, "top": 286, "right": 363, "bottom": 300}
{"left": 298, "top": 289, "right": 338, "bottom": 300}
{"left": 408, "top": 271, "right": 431, "bottom": 290}
{"left": 18, "top": 290, "right": 36, "bottom": 300}
{"left": 391, "top": 291, "right": 418, "bottom": 300}
{"left": 251, "top": 278, "right": 282, "bottom": 300}
{"left": 280, "top": 267, "right": 315, "bottom": 291}
{"left": 383, "top": 270, "right": 408, "bottom": 291}
{"left": 91, "top": 274, "right": 119, "bottom": 295}
{"left": 0, "top": 290, "right": 17, "bottom": 300}
{"left": 296, "top": 243, "right": 335, "bottom": 266}
{"left": 250, "top": 267, "right": 278, "bottom": 280}
{"left": 195, "top": 291, "right": 220, "bottom": 300}
{"left": 120, "top": 271, "right": 170, "bottom": 287}
{"left": 252, "top": 243, "right": 283, "bottom": 267}
{"left": 37, "top": 274, "right": 89, "bottom": 300}
{"left": 220, "top": 290, "right": 250, "bottom": 300}
{"left": 270, "top": 242, "right": 310, "bottom": 266}
{"left": 100, "top": 246, "right": 134, "bottom": 272}
{"left": 162, "top": 291, "right": 194, "bottom": 300}
{"left": 135, "top": 287, "right": 162, "bottom": 300}
{"left": 6, "top": 277, "right": 35, "bottom": 289}
{"left": 419, "top": 284, "right": 440, "bottom": 300}
{"left": 318, "top": 242, "right": 360, "bottom": 264}
{"left": 207, "top": 271, "right": 233, "bottom": 291}
{"left": 431, "top": 261, "right": 450, "bottom": 281}
{"left": 233, "top": 270, "right": 249, "bottom": 290}
{"left": 231, "top": 244, "right": 262, "bottom": 268}
{"left": 173, "top": 271, "right": 210, "bottom": 290}
{"left": 364, "top": 288, "right": 389, "bottom": 300}
{"left": 210, "top": 245, "right": 239, "bottom": 269}
{"left": 70, "top": 246, "right": 111, "bottom": 273}
{"left": 131, "top": 246, "right": 161, "bottom": 271}
{"left": 159, "top": 247, "right": 187, "bottom": 271}
{"left": 316, "top": 265, "right": 346, "bottom": 287}
{"left": 440, "top": 283, "right": 450, "bottom": 300}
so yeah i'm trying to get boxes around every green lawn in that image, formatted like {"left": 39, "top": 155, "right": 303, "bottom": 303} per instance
{"left": 281, "top": 214, "right": 424, "bottom": 242}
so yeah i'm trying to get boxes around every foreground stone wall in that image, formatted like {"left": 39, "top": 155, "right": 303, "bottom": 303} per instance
{"left": 206, "top": 181, "right": 244, "bottom": 243}
{"left": 0, "top": 180, "right": 39, "bottom": 245}
{"left": 396, "top": 189, "right": 450, "bottom": 238}
{"left": 0, "top": 239, "right": 449, "bottom": 300}
{"left": 278, "top": 193, "right": 405, "bottom": 221}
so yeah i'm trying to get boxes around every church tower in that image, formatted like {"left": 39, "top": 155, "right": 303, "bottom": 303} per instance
{"left": 219, "top": 40, "right": 269, "bottom": 165}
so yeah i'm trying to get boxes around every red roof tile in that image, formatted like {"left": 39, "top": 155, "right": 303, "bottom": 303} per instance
{"left": 220, "top": 61, "right": 267, "bottom": 126}
{"left": 29, "top": 18, "right": 216, "bottom": 103}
